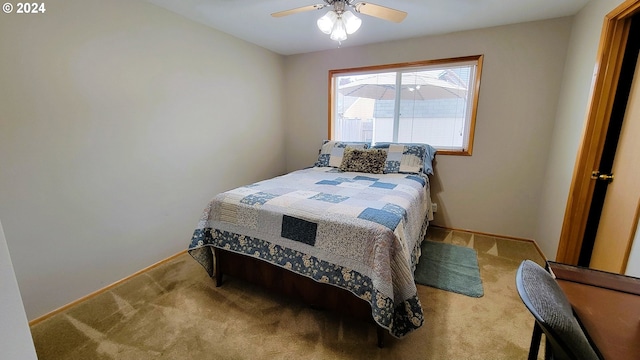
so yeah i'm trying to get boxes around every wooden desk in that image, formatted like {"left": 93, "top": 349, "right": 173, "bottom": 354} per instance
{"left": 547, "top": 261, "right": 640, "bottom": 360}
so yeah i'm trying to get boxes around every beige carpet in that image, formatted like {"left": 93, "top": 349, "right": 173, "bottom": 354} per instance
{"left": 30, "top": 227, "right": 546, "bottom": 359}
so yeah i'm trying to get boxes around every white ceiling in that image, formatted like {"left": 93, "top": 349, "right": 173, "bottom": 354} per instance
{"left": 147, "top": 0, "right": 590, "bottom": 56}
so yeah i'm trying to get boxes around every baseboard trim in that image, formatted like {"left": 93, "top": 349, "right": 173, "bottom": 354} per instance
{"left": 429, "top": 225, "right": 548, "bottom": 260}
{"left": 29, "top": 249, "right": 188, "bottom": 327}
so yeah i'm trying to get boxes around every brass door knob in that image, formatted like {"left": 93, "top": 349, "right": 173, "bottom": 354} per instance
{"left": 591, "top": 171, "right": 614, "bottom": 182}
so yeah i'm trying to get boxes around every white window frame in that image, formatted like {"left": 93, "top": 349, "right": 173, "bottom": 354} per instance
{"left": 328, "top": 55, "right": 483, "bottom": 155}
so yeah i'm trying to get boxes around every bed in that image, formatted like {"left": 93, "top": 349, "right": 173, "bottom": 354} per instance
{"left": 188, "top": 141, "right": 435, "bottom": 346}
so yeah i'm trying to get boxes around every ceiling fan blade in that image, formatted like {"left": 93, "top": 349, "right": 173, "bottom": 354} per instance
{"left": 271, "top": 4, "right": 327, "bottom": 18}
{"left": 353, "top": 2, "right": 407, "bottom": 23}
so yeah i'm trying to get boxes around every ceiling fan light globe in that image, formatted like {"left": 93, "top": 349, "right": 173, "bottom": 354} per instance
{"left": 342, "top": 11, "right": 361, "bottom": 34}
{"left": 330, "top": 19, "right": 347, "bottom": 41}
{"left": 317, "top": 11, "right": 337, "bottom": 34}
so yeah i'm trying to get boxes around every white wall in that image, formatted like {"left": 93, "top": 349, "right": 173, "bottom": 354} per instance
{"left": 284, "top": 18, "right": 573, "bottom": 241}
{"left": 534, "top": 0, "right": 625, "bottom": 259}
{"left": 0, "top": 0, "right": 285, "bottom": 319}
{"left": 0, "top": 220, "right": 38, "bottom": 360}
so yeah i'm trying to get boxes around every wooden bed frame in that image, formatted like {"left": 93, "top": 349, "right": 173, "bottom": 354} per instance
{"left": 213, "top": 247, "right": 386, "bottom": 347}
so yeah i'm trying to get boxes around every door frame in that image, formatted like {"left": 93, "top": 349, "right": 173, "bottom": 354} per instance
{"left": 556, "top": 0, "right": 640, "bottom": 264}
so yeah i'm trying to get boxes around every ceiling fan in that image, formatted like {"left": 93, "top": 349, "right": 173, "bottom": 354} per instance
{"left": 272, "top": 1, "right": 407, "bottom": 42}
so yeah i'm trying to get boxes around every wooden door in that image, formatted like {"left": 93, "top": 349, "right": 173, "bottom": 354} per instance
{"left": 555, "top": 1, "right": 640, "bottom": 268}
{"left": 589, "top": 50, "right": 640, "bottom": 273}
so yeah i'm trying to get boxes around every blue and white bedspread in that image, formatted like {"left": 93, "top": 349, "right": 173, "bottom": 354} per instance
{"left": 188, "top": 166, "right": 433, "bottom": 338}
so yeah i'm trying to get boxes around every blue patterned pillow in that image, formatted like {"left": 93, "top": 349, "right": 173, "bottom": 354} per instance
{"left": 372, "top": 142, "right": 436, "bottom": 175}
{"left": 384, "top": 143, "right": 427, "bottom": 174}
{"left": 315, "top": 140, "right": 370, "bottom": 168}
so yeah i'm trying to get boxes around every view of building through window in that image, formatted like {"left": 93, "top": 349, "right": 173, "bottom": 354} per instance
{"left": 330, "top": 56, "right": 482, "bottom": 155}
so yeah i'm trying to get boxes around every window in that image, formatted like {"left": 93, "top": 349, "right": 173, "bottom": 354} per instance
{"left": 329, "top": 55, "right": 483, "bottom": 155}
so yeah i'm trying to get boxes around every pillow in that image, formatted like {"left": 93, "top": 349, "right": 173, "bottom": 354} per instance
{"left": 372, "top": 142, "right": 437, "bottom": 175}
{"left": 315, "top": 140, "right": 370, "bottom": 168}
{"left": 423, "top": 144, "right": 437, "bottom": 176}
{"left": 339, "top": 148, "right": 387, "bottom": 174}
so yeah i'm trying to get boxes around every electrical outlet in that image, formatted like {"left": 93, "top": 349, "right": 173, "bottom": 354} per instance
{"left": 431, "top": 203, "right": 438, "bottom": 213}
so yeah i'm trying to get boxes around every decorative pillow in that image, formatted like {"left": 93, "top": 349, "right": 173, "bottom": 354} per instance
{"left": 339, "top": 148, "right": 387, "bottom": 174}
{"left": 315, "top": 140, "right": 370, "bottom": 168}
{"left": 372, "top": 142, "right": 436, "bottom": 175}
{"left": 386, "top": 144, "right": 423, "bottom": 174}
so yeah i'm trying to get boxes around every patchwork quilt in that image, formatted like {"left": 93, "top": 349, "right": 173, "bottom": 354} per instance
{"left": 189, "top": 167, "right": 432, "bottom": 338}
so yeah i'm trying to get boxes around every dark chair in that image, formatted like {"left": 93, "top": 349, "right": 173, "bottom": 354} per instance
{"left": 515, "top": 260, "right": 601, "bottom": 360}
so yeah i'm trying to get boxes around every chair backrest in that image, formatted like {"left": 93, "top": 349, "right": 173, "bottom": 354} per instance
{"left": 515, "top": 260, "right": 600, "bottom": 360}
